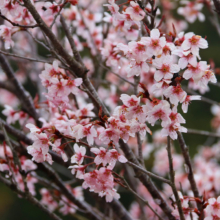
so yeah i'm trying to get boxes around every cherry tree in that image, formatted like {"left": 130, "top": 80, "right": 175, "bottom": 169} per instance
{"left": 0, "top": 0, "right": 220, "bottom": 219}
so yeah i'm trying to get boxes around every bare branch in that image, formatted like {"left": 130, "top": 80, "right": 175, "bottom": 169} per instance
{"left": 119, "top": 140, "right": 175, "bottom": 220}
{"left": 167, "top": 137, "right": 185, "bottom": 220}
{"left": 187, "top": 128, "right": 220, "bottom": 138}
{"left": 22, "top": 0, "right": 86, "bottom": 76}
{"left": 0, "top": 13, "right": 39, "bottom": 28}
{"left": 127, "top": 161, "right": 172, "bottom": 185}
{"left": 0, "top": 54, "right": 41, "bottom": 126}
{"left": 177, "top": 132, "right": 203, "bottom": 217}
{"left": 99, "top": 63, "right": 135, "bottom": 87}
{"left": 60, "top": 15, "right": 83, "bottom": 64}
{"left": 0, "top": 50, "right": 53, "bottom": 64}
{"left": 0, "top": 175, "right": 62, "bottom": 220}
{"left": 213, "top": 0, "right": 220, "bottom": 15}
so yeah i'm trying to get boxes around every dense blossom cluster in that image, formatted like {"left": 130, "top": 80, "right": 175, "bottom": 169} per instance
{"left": 0, "top": 0, "right": 220, "bottom": 219}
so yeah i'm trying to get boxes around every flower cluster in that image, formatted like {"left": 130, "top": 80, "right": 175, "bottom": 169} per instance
{"left": 69, "top": 144, "right": 127, "bottom": 202}
{"left": 39, "top": 60, "right": 82, "bottom": 109}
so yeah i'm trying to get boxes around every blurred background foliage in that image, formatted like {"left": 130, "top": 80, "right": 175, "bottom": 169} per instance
{"left": 1, "top": 1, "right": 220, "bottom": 219}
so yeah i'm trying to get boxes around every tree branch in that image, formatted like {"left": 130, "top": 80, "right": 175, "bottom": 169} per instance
{"left": 213, "top": 0, "right": 220, "bottom": 15}
{"left": 0, "top": 54, "right": 41, "bottom": 126}
{"left": 167, "top": 137, "right": 185, "bottom": 220}
{"left": 0, "top": 175, "right": 62, "bottom": 220}
{"left": 177, "top": 132, "right": 203, "bottom": 218}
{"left": 119, "top": 140, "right": 175, "bottom": 220}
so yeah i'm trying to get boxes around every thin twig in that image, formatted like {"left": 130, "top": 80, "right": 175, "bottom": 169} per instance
{"left": 187, "top": 128, "right": 220, "bottom": 138}
{"left": 60, "top": 15, "right": 83, "bottom": 64}
{"left": 127, "top": 161, "right": 172, "bottom": 185}
{"left": 0, "top": 50, "right": 53, "bottom": 64}
{"left": 0, "top": 13, "right": 39, "bottom": 28}
{"left": 99, "top": 63, "right": 135, "bottom": 87}
{"left": 0, "top": 54, "right": 41, "bottom": 126}
{"left": 49, "top": 1, "right": 66, "bottom": 29}
{"left": 122, "top": 177, "right": 163, "bottom": 220}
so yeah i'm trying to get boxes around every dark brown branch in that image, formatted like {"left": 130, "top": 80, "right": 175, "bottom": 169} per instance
{"left": 107, "top": 199, "right": 133, "bottom": 220}
{"left": 177, "top": 132, "right": 203, "bottom": 218}
{"left": 0, "top": 121, "right": 130, "bottom": 220}
{"left": 119, "top": 140, "right": 175, "bottom": 220}
{"left": 0, "top": 80, "right": 16, "bottom": 93}
{"left": 60, "top": 15, "right": 83, "bottom": 64}
{"left": 213, "top": 0, "right": 220, "bottom": 15}
{"left": 127, "top": 161, "right": 171, "bottom": 185}
{"left": 38, "top": 163, "right": 105, "bottom": 220}
{"left": 167, "top": 137, "right": 185, "bottom": 220}
{"left": 0, "top": 54, "right": 41, "bottom": 126}
{"left": 82, "top": 75, "right": 110, "bottom": 116}
{"left": 0, "top": 13, "right": 39, "bottom": 28}
{"left": 22, "top": 0, "right": 86, "bottom": 76}
{"left": 0, "top": 175, "right": 62, "bottom": 220}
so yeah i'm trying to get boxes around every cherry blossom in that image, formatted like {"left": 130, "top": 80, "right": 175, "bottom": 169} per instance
{"left": 107, "top": 149, "right": 127, "bottom": 169}
{"left": 183, "top": 61, "right": 208, "bottom": 83}
{"left": 181, "top": 33, "right": 208, "bottom": 58}
{"left": 142, "top": 29, "right": 166, "bottom": 57}
{"left": 125, "top": 1, "right": 145, "bottom": 22}
{"left": 147, "top": 100, "right": 171, "bottom": 126}
{"left": 164, "top": 85, "right": 187, "bottom": 106}
{"left": 71, "top": 144, "right": 86, "bottom": 165}
{"left": 182, "top": 95, "right": 201, "bottom": 113}
{"left": 91, "top": 147, "right": 109, "bottom": 166}
{"left": 0, "top": 25, "right": 16, "bottom": 49}
{"left": 205, "top": 197, "right": 220, "bottom": 219}
{"left": 2, "top": 105, "right": 19, "bottom": 124}
{"left": 152, "top": 55, "right": 180, "bottom": 82}
{"left": 172, "top": 49, "right": 197, "bottom": 69}
{"left": 178, "top": 1, "right": 205, "bottom": 23}
{"left": 0, "top": 0, "right": 219, "bottom": 216}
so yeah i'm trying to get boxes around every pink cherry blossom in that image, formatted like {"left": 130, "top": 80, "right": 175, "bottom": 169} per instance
{"left": 142, "top": 29, "right": 166, "bottom": 56}
{"left": 120, "top": 94, "right": 140, "bottom": 107}
{"left": 107, "top": 149, "right": 127, "bottom": 169}
{"left": 50, "top": 139, "right": 68, "bottom": 162}
{"left": 71, "top": 144, "right": 86, "bottom": 165}
{"left": 161, "top": 122, "right": 187, "bottom": 140}
{"left": 152, "top": 55, "right": 180, "bottom": 82}
{"left": 43, "top": 2, "right": 60, "bottom": 16}
{"left": 69, "top": 164, "right": 85, "bottom": 179}
{"left": 172, "top": 49, "right": 197, "bottom": 69}
{"left": 99, "top": 128, "right": 120, "bottom": 144}
{"left": 147, "top": 100, "right": 171, "bottom": 126}
{"left": 2, "top": 105, "right": 19, "bottom": 124}
{"left": 181, "top": 33, "right": 208, "bottom": 58}
{"left": 183, "top": 61, "right": 208, "bottom": 83}
{"left": 178, "top": 1, "right": 205, "bottom": 23}
{"left": 126, "top": 60, "right": 150, "bottom": 77}
{"left": 125, "top": 1, "right": 145, "bottom": 21}
{"left": 91, "top": 147, "right": 109, "bottom": 166}
{"left": 205, "top": 197, "right": 220, "bottom": 219}
{"left": 40, "top": 188, "right": 58, "bottom": 211}
{"left": 182, "top": 95, "right": 201, "bottom": 113}
{"left": 164, "top": 85, "right": 187, "bottom": 106}
{"left": 0, "top": 25, "right": 16, "bottom": 49}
